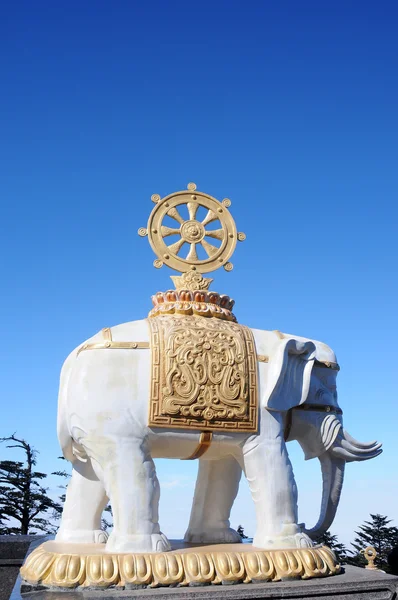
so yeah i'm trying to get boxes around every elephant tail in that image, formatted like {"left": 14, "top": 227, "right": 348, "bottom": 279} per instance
{"left": 57, "top": 351, "right": 76, "bottom": 463}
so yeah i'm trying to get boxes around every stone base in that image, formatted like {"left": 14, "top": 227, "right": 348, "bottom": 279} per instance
{"left": 16, "top": 566, "right": 398, "bottom": 599}
{"left": 20, "top": 540, "right": 340, "bottom": 590}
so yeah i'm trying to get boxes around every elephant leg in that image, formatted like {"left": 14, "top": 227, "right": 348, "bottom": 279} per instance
{"left": 100, "top": 438, "right": 171, "bottom": 553}
{"left": 243, "top": 410, "right": 312, "bottom": 549}
{"left": 56, "top": 458, "right": 109, "bottom": 544}
{"left": 184, "top": 456, "right": 242, "bottom": 544}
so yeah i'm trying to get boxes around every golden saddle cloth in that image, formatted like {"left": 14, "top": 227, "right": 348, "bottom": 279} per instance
{"left": 148, "top": 315, "right": 258, "bottom": 432}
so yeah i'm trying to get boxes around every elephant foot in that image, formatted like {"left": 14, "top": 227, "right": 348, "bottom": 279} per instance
{"left": 55, "top": 528, "right": 108, "bottom": 544}
{"left": 253, "top": 524, "right": 314, "bottom": 550}
{"left": 184, "top": 527, "right": 242, "bottom": 544}
{"left": 105, "top": 532, "right": 171, "bottom": 553}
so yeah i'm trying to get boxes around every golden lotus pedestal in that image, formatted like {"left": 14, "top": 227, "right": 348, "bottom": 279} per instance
{"left": 20, "top": 540, "right": 340, "bottom": 590}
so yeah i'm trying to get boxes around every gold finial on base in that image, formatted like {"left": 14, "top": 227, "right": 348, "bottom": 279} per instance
{"left": 363, "top": 546, "right": 378, "bottom": 570}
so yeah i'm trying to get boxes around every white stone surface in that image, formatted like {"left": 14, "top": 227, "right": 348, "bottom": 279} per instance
{"left": 56, "top": 320, "right": 382, "bottom": 553}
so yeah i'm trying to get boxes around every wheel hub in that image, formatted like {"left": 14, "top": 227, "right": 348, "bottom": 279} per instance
{"left": 180, "top": 220, "right": 205, "bottom": 243}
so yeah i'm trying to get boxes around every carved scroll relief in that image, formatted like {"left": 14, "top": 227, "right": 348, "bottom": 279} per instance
{"left": 148, "top": 316, "right": 258, "bottom": 432}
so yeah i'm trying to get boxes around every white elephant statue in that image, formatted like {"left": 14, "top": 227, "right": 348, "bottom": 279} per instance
{"left": 56, "top": 319, "right": 381, "bottom": 554}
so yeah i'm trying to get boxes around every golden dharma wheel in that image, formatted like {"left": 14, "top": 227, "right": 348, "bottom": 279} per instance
{"left": 142, "top": 184, "right": 243, "bottom": 274}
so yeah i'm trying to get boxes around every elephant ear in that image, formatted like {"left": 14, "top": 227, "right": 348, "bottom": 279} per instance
{"left": 263, "top": 338, "right": 316, "bottom": 410}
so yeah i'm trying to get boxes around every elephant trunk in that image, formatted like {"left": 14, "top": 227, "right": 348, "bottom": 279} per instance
{"left": 303, "top": 453, "right": 345, "bottom": 541}
{"left": 303, "top": 428, "right": 382, "bottom": 540}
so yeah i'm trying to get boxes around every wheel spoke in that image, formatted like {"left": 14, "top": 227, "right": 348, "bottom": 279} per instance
{"left": 168, "top": 238, "right": 185, "bottom": 255}
{"left": 201, "top": 239, "right": 219, "bottom": 257}
{"left": 205, "top": 228, "right": 224, "bottom": 241}
{"left": 167, "top": 207, "right": 185, "bottom": 225}
{"left": 202, "top": 210, "right": 218, "bottom": 226}
{"left": 187, "top": 202, "right": 199, "bottom": 220}
{"left": 186, "top": 243, "right": 198, "bottom": 261}
{"left": 161, "top": 226, "right": 181, "bottom": 237}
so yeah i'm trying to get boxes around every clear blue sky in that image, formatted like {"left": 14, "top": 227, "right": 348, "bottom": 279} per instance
{"left": 1, "top": 1, "right": 397, "bottom": 546}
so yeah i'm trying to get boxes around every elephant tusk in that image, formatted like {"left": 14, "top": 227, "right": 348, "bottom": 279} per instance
{"left": 342, "top": 429, "right": 381, "bottom": 450}
{"left": 341, "top": 439, "right": 382, "bottom": 455}
{"left": 332, "top": 430, "right": 383, "bottom": 461}
{"left": 331, "top": 446, "right": 383, "bottom": 462}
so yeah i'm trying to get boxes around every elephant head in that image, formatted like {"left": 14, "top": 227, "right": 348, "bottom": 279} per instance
{"left": 264, "top": 334, "right": 382, "bottom": 540}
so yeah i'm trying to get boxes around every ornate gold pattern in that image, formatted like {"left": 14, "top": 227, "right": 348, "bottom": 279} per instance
{"left": 139, "top": 183, "right": 245, "bottom": 274}
{"left": 149, "top": 290, "right": 236, "bottom": 322}
{"left": 20, "top": 543, "right": 340, "bottom": 589}
{"left": 148, "top": 316, "right": 258, "bottom": 432}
